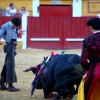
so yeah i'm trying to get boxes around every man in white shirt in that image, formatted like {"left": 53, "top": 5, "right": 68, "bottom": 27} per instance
{"left": 19, "top": 7, "right": 29, "bottom": 16}
{"left": 4, "top": 8, "right": 11, "bottom": 16}
{"left": 6, "top": 3, "right": 17, "bottom": 16}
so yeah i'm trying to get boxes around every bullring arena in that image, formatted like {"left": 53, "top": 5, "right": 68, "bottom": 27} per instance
{"left": 0, "top": 0, "right": 100, "bottom": 100}
{"left": 0, "top": 44, "right": 81, "bottom": 100}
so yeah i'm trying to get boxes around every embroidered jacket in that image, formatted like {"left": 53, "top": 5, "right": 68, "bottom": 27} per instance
{"left": 80, "top": 32, "right": 100, "bottom": 70}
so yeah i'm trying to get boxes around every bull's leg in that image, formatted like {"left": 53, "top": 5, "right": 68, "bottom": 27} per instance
{"left": 74, "top": 78, "right": 82, "bottom": 95}
{"left": 43, "top": 83, "right": 53, "bottom": 99}
{"left": 53, "top": 90, "right": 63, "bottom": 100}
{"left": 53, "top": 86, "right": 75, "bottom": 100}
{"left": 53, "top": 87, "right": 66, "bottom": 100}
{"left": 67, "top": 85, "right": 76, "bottom": 99}
{"left": 62, "top": 90, "right": 69, "bottom": 99}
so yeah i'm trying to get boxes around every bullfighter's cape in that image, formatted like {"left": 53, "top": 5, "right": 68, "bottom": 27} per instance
{"left": 78, "top": 74, "right": 100, "bottom": 100}
{"left": 78, "top": 75, "right": 86, "bottom": 100}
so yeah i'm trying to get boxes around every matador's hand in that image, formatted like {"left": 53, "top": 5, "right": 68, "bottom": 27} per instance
{"left": 18, "top": 29, "right": 26, "bottom": 35}
{"left": 0, "top": 38, "right": 3, "bottom": 45}
{"left": 0, "top": 42, "right": 3, "bottom": 45}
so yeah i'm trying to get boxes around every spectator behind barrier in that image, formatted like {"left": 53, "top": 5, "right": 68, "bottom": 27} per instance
{"left": 4, "top": 8, "right": 11, "bottom": 16}
{"left": 18, "top": 7, "right": 29, "bottom": 16}
{"left": 6, "top": 3, "right": 17, "bottom": 16}
{"left": 0, "top": 8, "right": 4, "bottom": 16}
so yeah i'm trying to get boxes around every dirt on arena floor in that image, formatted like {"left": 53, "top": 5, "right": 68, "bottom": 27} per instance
{"left": 0, "top": 48, "right": 82, "bottom": 100}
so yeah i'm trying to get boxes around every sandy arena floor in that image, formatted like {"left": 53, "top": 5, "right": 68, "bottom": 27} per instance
{"left": 0, "top": 48, "right": 82, "bottom": 100}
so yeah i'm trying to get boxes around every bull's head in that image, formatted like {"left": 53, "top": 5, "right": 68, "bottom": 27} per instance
{"left": 24, "top": 56, "right": 52, "bottom": 97}
{"left": 31, "top": 57, "right": 48, "bottom": 89}
{"left": 31, "top": 56, "right": 51, "bottom": 97}
{"left": 32, "top": 64, "right": 43, "bottom": 89}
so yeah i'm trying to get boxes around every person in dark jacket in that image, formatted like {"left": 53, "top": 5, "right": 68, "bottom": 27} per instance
{"left": 0, "top": 18, "right": 24, "bottom": 92}
{"left": 80, "top": 17, "right": 100, "bottom": 100}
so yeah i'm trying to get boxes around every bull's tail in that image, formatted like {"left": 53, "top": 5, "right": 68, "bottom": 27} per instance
{"left": 53, "top": 69, "right": 85, "bottom": 90}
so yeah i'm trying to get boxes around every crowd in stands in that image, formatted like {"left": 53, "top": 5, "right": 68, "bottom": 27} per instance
{"left": 0, "top": 3, "right": 29, "bottom": 17}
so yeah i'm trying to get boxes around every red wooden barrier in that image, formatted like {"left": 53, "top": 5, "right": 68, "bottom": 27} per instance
{"left": 27, "top": 16, "right": 95, "bottom": 49}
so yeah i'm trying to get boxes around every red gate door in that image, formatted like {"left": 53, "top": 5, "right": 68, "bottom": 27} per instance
{"left": 27, "top": 16, "right": 63, "bottom": 49}
{"left": 39, "top": 5, "right": 72, "bottom": 17}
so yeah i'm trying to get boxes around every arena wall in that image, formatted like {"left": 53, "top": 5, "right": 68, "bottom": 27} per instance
{"left": 0, "top": 0, "right": 100, "bottom": 17}
{"left": 82, "top": 0, "right": 100, "bottom": 16}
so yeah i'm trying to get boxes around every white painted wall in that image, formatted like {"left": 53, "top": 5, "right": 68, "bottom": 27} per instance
{"left": 22, "top": 15, "right": 28, "bottom": 49}
{"left": 97, "top": 14, "right": 100, "bottom": 18}
{"left": 32, "top": 0, "right": 40, "bottom": 16}
{"left": 73, "top": 0, "right": 82, "bottom": 17}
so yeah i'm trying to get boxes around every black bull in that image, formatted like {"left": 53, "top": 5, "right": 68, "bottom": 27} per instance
{"left": 29, "top": 54, "right": 85, "bottom": 100}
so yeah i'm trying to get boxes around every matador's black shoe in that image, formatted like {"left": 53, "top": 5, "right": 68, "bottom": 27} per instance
{"left": 0, "top": 85, "right": 8, "bottom": 90}
{"left": 0, "top": 79, "right": 8, "bottom": 90}
{"left": 8, "top": 86, "right": 20, "bottom": 92}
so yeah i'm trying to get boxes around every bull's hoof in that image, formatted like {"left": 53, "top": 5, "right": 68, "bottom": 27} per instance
{"left": 63, "top": 95, "right": 67, "bottom": 99}
{"left": 66, "top": 97, "right": 72, "bottom": 100}
{"left": 44, "top": 93, "right": 56, "bottom": 99}
{"left": 44, "top": 97, "right": 50, "bottom": 100}
{"left": 53, "top": 97, "right": 59, "bottom": 100}
{"left": 66, "top": 95, "right": 73, "bottom": 100}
